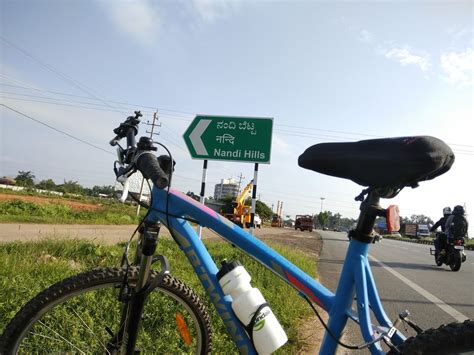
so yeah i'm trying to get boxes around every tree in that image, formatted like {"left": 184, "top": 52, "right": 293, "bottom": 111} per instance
{"left": 15, "top": 171, "right": 35, "bottom": 187}
{"left": 408, "top": 214, "right": 434, "bottom": 225}
{"left": 256, "top": 200, "right": 273, "bottom": 221}
{"left": 93, "top": 185, "right": 115, "bottom": 196}
{"left": 58, "top": 180, "right": 84, "bottom": 194}
{"left": 327, "top": 212, "right": 342, "bottom": 229}
{"left": 219, "top": 196, "right": 235, "bottom": 214}
{"left": 316, "top": 211, "right": 330, "bottom": 228}
{"left": 36, "top": 179, "right": 57, "bottom": 191}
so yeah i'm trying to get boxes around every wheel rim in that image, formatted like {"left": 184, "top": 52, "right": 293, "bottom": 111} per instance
{"left": 11, "top": 279, "right": 204, "bottom": 354}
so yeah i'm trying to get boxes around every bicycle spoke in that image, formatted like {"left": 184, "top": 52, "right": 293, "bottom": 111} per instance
{"left": 71, "top": 308, "right": 112, "bottom": 355}
{"left": 34, "top": 320, "right": 87, "bottom": 354}
{"left": 2, "top": 268, "right": 211, "bottom": 354}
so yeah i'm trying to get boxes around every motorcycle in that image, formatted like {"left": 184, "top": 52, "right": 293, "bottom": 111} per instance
{"left": 430, "top": 232, "right": 467, "bottom": 271}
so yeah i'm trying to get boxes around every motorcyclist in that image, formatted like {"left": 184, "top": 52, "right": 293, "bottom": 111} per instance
{"left": 431, "top": 207, "right": 451, "bottom": 255}
{"left": 445, "top": 205, "right": 468, "bottom": 242}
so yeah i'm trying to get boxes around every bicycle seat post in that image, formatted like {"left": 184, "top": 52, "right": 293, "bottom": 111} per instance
{"left": 351, "top": 190, "right": 386, "bottom": 243}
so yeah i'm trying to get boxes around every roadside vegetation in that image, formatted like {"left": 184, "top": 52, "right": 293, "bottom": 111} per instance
{"left": 0, "top": 195, "right": 145, "bottom": 224}
{"left": 0, "top": 238, "right": 316, "bottom": 353}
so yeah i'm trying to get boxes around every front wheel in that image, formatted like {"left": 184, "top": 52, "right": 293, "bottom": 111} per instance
{"left": 389, "top": 319, "right": 474, "bottom": 354}
{"left": 0, "top": 267, "right": 212, "bottom": 354}
{"left": 450, "top": 251, "right": 462, "bottom": 271}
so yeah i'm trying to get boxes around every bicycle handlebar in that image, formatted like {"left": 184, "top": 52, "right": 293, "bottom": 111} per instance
{"left": 111, "top": 111, "right": 171, "bottom": 192}
{"left": 135, "top": 151, "right": 169, "bottom": 189}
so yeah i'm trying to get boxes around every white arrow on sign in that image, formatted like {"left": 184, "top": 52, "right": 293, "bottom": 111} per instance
{"left": 189, "top": 119, "right": 212, "bottom": 155}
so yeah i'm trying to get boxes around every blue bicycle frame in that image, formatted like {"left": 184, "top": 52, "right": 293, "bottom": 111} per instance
{"left": 146, "top": 187, "right": 406, "bottom": 354}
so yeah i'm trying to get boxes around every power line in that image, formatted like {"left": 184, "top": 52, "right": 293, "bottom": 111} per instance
{"left": 0, "top": 95, "right": 132, "bottom": 114}
{"left": 2, "top": 80, "right": 473, "bottom": 151}
{"left": 0, "top": 82, "right": 196, "bottom": 116}
{"left": 0, "top": 104, "right": 115, "bottom": 155}
{"left": 0, "top": 35, "right": 127, "bottom": 114}
{"left": 0, "top": 90, "right": 152, "bottom": 112}
{"left": 3, "top": 93, "right": 473, "bottom": 156}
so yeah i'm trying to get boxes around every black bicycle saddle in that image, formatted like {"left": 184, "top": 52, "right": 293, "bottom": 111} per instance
{"left": 298, "top": 136, "right": 454, "bottom": 188}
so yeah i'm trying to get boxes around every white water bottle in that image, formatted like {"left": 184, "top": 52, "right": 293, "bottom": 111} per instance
{"left": 217, "top": 260, "right": 288, "bottom": 354}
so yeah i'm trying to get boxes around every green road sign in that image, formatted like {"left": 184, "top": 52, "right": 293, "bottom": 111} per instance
{"left": 183, "top": 115, "right": 273, "bottom": 163}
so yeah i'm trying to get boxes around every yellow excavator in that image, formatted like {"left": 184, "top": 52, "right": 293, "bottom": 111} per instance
{"left": 222, "top": 180, "right": 253, "bottom": 227}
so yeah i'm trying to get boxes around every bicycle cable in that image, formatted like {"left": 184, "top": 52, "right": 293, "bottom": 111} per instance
{"left": 303, "top": 295, "right": 393, "bottom": 350}
{"left": 151, "top": 142, "right": 180, "bottom": 246}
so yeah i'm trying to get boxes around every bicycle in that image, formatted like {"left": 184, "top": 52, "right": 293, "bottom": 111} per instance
{"left": 1, "top": 111, "right": 473, "bottom": 354}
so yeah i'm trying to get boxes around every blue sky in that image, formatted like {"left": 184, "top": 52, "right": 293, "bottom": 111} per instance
{"left": 1, "top": 1, "right": 473, "bottom": 231}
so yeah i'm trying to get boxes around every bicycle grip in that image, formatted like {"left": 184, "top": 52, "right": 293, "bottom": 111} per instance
{"left": 136, "top": 152, "right": 169, "bottom": 189}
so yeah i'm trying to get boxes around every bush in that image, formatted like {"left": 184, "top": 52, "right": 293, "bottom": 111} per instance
{"left": 0, "top": 199, "right": 142, "bottom": 224}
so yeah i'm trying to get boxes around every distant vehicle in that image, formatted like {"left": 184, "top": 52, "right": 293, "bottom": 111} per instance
{"left": 271, "top": 215, "right": 283, "bottom": 227}
{"left": 295, "top": 215, "right": 313, "bottom": 232}
{"left": 405, "top": 223, "right": 430, "bottom": 238}
{"left": 323, "top": 226, "right": 329, "bottom": 231}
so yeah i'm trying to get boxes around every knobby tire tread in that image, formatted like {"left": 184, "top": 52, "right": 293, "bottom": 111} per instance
{"left": 389, "top": 319, "right": 474, "bottom": 355}
{"left": 0, "top": 267, "right": 212, "bottom": 354}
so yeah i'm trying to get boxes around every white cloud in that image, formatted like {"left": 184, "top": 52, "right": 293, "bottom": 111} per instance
{"left": 382, "top": 46, "right": 431, "bottom": 72}
{"left": 440, "top": 49, "right": 474, "bottom": 85}
{"left": 191, "top": 0, "right": 239, "bottom": 23}
{"left": 102, "top": 0, "right": 160, "bottom": 46}
{"left": 358, "top": 29, "right": 374, "bottom": 43}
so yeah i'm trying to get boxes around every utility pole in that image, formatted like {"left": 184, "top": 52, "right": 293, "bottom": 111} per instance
{"left": 237, "top": 172, "right": 245, "bottom": 194}
{"left": 136, "top": 111, "right": 160, "bottom": 216}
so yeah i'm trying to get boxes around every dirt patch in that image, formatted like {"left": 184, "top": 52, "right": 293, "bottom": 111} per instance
{"left": 0, "top": 193, "right": 101, "bottom": 210}
{"left": 256, "top": 230, "right": 327, "bottom": 354}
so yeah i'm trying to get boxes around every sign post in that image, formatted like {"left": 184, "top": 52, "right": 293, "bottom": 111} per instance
{"left": 184, "top": 115, "right": 273, "bottom": 234}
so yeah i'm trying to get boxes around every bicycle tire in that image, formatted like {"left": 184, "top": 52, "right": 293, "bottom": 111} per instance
{"left": 389, "top": 319, "right": 474, "bottom": 354}
{"left": 0, "top": 267, "right": 212, "bottom": 354}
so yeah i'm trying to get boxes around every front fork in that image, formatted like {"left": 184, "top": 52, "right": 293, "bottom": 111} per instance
{"left": 117, "top": 222, "right": 166, "bottom": 354}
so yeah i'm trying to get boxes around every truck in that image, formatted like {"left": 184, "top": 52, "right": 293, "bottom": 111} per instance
{"left": 295, "top": 215, "right": 313, "bottom": 232}
{"left": 271, "top": 215, "right": 283, "bottom": 227}
{"left": 404, "top": 223, "right": 431, "bottom": 238}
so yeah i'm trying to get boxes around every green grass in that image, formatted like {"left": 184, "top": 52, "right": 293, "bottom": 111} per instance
{"left": 0, "top": 238, "right": 317, "bottom": 353}
{"left": 0, "top": 198, "right": 145, "bottom": 224}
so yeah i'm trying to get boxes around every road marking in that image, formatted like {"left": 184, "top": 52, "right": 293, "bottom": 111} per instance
{"left": 368, "top": 254, "right": 468, "bottom": 322}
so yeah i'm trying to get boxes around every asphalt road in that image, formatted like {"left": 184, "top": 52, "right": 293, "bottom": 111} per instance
{"left": 317, "top": 230, "right": 474, "bottom": 353}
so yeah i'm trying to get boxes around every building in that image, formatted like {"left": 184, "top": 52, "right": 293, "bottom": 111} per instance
{"left": 214, "top": 178, "right": 239, "bottom": 200}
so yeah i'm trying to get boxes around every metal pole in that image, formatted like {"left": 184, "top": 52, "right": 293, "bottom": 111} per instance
{"left": 136, "top": 111, "right": 158, "bottom": 217}
{"left": 197, "top": 160, "right": 208, "bottom": 239}
{"left": 250, "top": 163, "right": 259, "bottom": 235}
